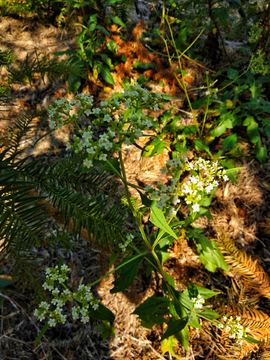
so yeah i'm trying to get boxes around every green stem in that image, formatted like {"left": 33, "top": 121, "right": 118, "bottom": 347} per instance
{"left": 118, "top": 145, "right": 152, "bottom": 250}
{"left": 79, "top": 252, "right": 147, "bottom": 289}
{"left": 165, "top": 17, "right": 199, "bottom": 130}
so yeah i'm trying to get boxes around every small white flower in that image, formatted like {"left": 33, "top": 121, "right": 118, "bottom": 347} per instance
{"left": 99, "top": 153, "right": 107, "bottom": 161}
{"left": 83, "top": 159, "right": 93, "bottom": 168}
{"left": 84, "top": 108, "right": 92, "bottom": 116}
{"left": 192, "top": 203, "right": 200, "bottom": 213}
{"left": 49, "top": 121, "right": 57, "bottom": 129}
{"left": 48, "top": 318, "right": 57, "bottom": 327}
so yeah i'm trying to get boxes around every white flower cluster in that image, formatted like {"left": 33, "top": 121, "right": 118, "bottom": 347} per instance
{"left": 119, "top": 233, "right": 134, "bottom": 252}
{"left": 181, "top": 158, "right": 229, "bottom": 213}
{"left": 144, "top": 157, "right": 230, "bottom": 217}
{"left": 123, "top": 84, "right": 162, "bottom": 111}
{"left": 191, "top": 294, "right": 205, "bottom": 309}
{"left": 34, "top": 264, "right": 100, "bottom": 327}
{"left": 218, "top": 316, "right": 250, "bottom": 345}
{"left": 72, "top": 284, "right": 100, "bottom": 324}
{"left": 48, "top": 85, "right": 162, "bottom": 169}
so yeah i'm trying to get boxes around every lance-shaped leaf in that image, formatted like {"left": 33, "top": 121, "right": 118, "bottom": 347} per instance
{"left": 133, "top": 296, "right": 170, "bottom": 329}
{"left": 110, "top": 254, "right": 145, "bottom": 293}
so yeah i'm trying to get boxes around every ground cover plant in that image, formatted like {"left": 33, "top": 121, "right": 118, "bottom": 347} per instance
{"left": 0, "top": 0, "right": 270, "bottom": 359}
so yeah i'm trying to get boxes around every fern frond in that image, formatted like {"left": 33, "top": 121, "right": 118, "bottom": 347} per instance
{"left": 8, "top": 53, "right": 84, "bottom": 85}
{"left": 226, "top": 304, "right": 270, "bottom": 333}
{"left": 215, "top": 235, "right": 270, "bottom": 299}
{"left": 0, "top": 157, "right": 50, "bottom": 257}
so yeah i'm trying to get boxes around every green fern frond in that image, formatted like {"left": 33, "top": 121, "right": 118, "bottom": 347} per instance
{"left": 8, "top": 52, "right": 83, "bottom": 85}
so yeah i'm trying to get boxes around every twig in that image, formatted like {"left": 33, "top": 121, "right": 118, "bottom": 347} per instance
{"left": 0, "top": 292, "right": 19, "bottom": 310}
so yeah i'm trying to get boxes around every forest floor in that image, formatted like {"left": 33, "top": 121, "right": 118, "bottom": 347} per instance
{"left": 1, "top": 12, "right": 270, "bottom": 360}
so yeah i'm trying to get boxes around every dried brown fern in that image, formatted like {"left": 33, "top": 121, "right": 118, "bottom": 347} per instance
{"left": 215, "top": 235, "right": 270, "bottom": 299}
{"left": 212, "top": 304, "right": 270, "bottom": 359}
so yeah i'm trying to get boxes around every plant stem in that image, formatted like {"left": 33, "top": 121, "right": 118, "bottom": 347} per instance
{"left": 118, "top": 145, "right": 152, "bottom": 250}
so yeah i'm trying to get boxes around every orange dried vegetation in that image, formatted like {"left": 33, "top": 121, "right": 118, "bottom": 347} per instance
{"left": 107, "top": 20, "right": 195, "bottom": 93}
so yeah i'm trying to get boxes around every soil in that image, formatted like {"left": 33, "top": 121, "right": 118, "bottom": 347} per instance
{"left": 1, "top": 11, "right": 270, "bottom": 360}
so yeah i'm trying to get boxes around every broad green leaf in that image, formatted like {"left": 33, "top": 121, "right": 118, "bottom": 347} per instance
{"left": 187, "top": 283, "right": 198, "bottom": 299}
{"left": 0, "top": 276, "right": 13, "bottom": 288}
{"left": 109, "top": 16, "right": 127, "bottom": 28}
{"left": 109, "top": 251, "right": 119, "bottom": 267}
{"left": 211, "top": 121, "right": 227, "bottom": 137}
{"left": 96, "top": 25, "right": 110, "bottom": 36}
{"left": 222, "top": 134, "right": 237, "bottom": 151}
{"left": 161, "top": 336, "right": 181, "bottom": 359}
{"left": 175, "top": 324, "right": 189, "bottom": 350}
{"left": 133, "top": 297, "right": 170, "bottom": 329}
{"left": 197, "top": 286, "right": 219, "bottom": 299}
{"left": 150, "top": 206, "right": 178, "bottom": 239}
{"left": 227, "top": 68, "right": 239, "bottom": 80}
{"left": 138, "top": 190, "right": 155, "bottom": 208}
{"left": 193, "top": 139, "right": 212, "bottom": 157}
{"left": 111, "top": 254, "right": 145, "bottom": 293}
{"left": 107, "top": 40, "right": 117, "bottom": 54}
{"left": 246, "top": 120, "right": 260, "bottom": 144}
{"left": 88, "top": 303, "right": 115, "bottom": 322}
{"left": 160, "top": 318, "right": 188, "bottom": 341}
{"left": 99, "top": 64, "right": 115, "bottom": 85}
{"left": 255, "top": 142, "right": 268, "bottom": 164}
{"left": 161, "top": 95, "right": 175, "bottom": 100}
{"left": 68, "top": 73, "right": 81, "bottom": 93}
{"left": 133, "top": 61, "right": 155, "bottom": 70}
{"left": 198, "top": 308, "right": 220, "bottom": 320}
{"left": 101, "top": 158, "right": 121, "bottom": 177}
{"left": 98, "top": 53, "right": 114, "bottom": 69}
{"left": 162, "top": 272, "right": 175, "bottom": 295}
{"left": 191, "top": 97, "right": 208, "bottom": 109}
{"left": 188, "top": 313, "right": 202, "bottom": 330}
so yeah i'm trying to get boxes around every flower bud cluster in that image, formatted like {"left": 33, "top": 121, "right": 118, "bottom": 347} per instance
{"left": 34, "top": 264, "right": 100, "bottom": 327}
{"left": 145, "top": 156, "right": 186, "bottom": 218}
{"left": 48, "top": 85, "right": 161, "bottom": 169}
{"left": 218, "top": 316, "right": 250, "bottom": 345}
{"left": 119, "top": 233, "right": 134, "bottom": 252}
{"left": 191, "top": 294, "right": 205, "bottom": 309}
